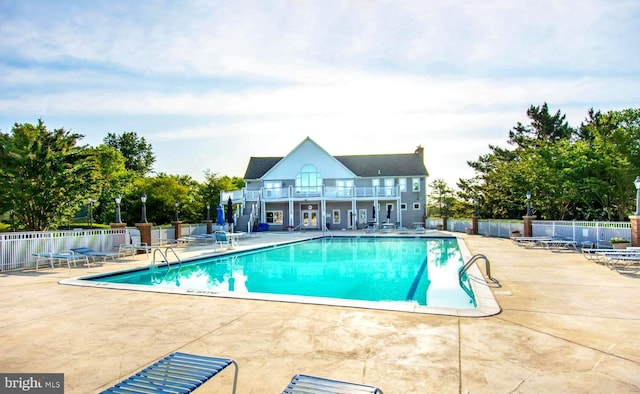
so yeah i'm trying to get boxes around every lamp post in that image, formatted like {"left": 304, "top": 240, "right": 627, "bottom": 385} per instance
{"left": 634, "top": 176, "right": 640, "bottom": 216}
{"left": 88, "top": 198, "right": 94, "bottom": 228}
{"left": 140, "top": 194, "right": 148, "bottom": 223}
{"left": 10, "top": 209, "right": 14, "bottom": 232}
{"left": 473, "top": 200, "right": 479, "bottom": 217}
{"left": 174, "top": 201, "right": 180, "bottom": 222}
{"left": 206, "top": 203, "right": 211, "bottom": 221}
{"left": 114, "top": 195, "right": 122, "bottom": 224}
{"left": 526, "top": 191, "right": 532, "bottom": 216}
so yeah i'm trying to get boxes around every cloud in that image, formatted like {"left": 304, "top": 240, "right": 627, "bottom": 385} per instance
{"left": 1, "top": 0, "right": 639, "bottom": 188}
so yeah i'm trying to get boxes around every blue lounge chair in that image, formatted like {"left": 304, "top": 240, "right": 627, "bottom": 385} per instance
{"left": 282, "top": 374, "right": 384, "bottom": 393}
{"left": 32, "top": 252, "right": 89, "bottom": 271}
{"left": 101, "top": 352, "right": 238, "bottom": 394}
{"left": 70, "top": 247, "right": 123, "bottom": 262}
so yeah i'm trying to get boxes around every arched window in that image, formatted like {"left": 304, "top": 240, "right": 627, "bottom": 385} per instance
{"left": 296, "top": 164, "right": 323, "bottom": 194}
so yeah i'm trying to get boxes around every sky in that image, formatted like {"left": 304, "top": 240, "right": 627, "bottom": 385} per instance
{"left": 1, "top": 0, "right": 639, "bottom": 188}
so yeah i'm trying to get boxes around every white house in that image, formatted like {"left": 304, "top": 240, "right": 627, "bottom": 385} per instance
{"left": 230, "top": 137, "right": 429, "bottom": 231}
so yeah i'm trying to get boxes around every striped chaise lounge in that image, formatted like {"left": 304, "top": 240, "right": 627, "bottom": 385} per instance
{"left": 282, "top": 374, "right": 384, "bottom": 393}
{"left": 101, "top": 352, "right": 238, "bottom": 393}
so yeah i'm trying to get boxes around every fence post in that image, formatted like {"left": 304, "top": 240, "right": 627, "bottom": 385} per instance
{"left": 171, "top": 220, "right": 182, "bottom": 241}
{"left": 631, "top": 215, "right": 640, "bottom": 247}
{"left": 523, "top": 214, "right": 536, "bottom": 237}
{"left": 471, "top": 215, "right": 479, "bottom": 235}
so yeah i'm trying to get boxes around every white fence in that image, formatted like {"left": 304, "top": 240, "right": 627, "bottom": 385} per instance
{"left": 0, "top": 223, "right": 226, "bottom": 272}
{"left": 427, "top": 218, "right": 631, "bottom": 247}
{"left": 532, "top": 221, "right": 631, "bottom": 247}
{"left": 0, "top": 228, "right": 126, "bottom": 271}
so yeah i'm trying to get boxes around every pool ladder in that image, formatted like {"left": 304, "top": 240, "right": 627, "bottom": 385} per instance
{"left": 459, "top": 254, "right": 500, "bottom": 286}
{"left": 152, "top": 247, "right": 182, "bottom": 269}
{"left": 151, "top": 247, "right": 183, "bottom": 284}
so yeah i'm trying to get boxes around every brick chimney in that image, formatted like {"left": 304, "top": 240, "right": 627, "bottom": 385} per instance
{"left": 415, "top": 145, "right": 424, "bottom": 159}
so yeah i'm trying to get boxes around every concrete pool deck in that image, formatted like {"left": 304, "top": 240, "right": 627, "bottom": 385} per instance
{"left": 1, "top": 231, "right": 640, "bottom": 393}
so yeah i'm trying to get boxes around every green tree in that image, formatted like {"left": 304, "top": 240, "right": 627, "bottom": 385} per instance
{"left": 122, "top": 174, "right": 200, "bottom": 225}
{"left": 578, "top": 108, "right": 640, "bottom": 220}
{"left": 427, "top": 179, "right": 456, "bottom": 217}
{"left": 461, "top": 105, "right": 640, "bottom": 220}
{"left": 0, "top": 120, "right": 98, "bottom": 230}
{"left": 88, "top": 145, "right": 132, "bottom": 224}
{"left": 104, "top": 131, "right": 155, "bottom": 176}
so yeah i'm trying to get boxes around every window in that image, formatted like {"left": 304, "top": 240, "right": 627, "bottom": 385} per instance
{"left": 412, "top": 178, "right": 420, "bottom": 192}
{"left": 332, "top": 210, "right": 341, "bottom": 224}
{"left": 266, "top": 210, "right": 283, "bottom": 224}
{"left": 413, "top": 202, "right": 421, "bottom": 210}
{"left": 358, "top": 209, "right": 367, "bottom": 225}
{"left": 264, "top": 181, "right": 282, "bottom": 198}
{"left": 401, "top": 203, "right": 407, "bottom": 210}
{"left": 399, "top": 178, "right": 407, "bottom": 192}
{"left": 296, "top": 165, "right": 323, "bottom": 194}
{"left": 385, "top": 178, "right": 395, "bottom": 196}
{"left": 336, "top": 180, "right": 354, "bottom": 196}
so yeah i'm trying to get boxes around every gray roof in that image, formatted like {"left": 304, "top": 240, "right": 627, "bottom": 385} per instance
{"left": 244, "top": 153, "right": 428, "bottom": 179}
{"left": 335, "top": 153, "right": 428, "bottom": 177}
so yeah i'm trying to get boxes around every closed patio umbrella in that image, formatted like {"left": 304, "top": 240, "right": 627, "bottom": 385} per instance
{"left": 227, "top": 197, "right": 235, "bottom": 232}
{"left": 387, "top": 205, "right": 392, "bottom": 222}
{"left": 372, "top": 204, "right": 376, "bottom": 221}
{"left": 216, "top": 204, "right": 225, "bottom": 226}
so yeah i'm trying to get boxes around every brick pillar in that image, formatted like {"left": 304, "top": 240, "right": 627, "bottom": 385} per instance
{"left": 630, "top": 215, "right": 640, "bottom": 247}
{"left": 205, "top": 220, "right": 213, "bottom": 234}
{"left": 442, "top": 216, "right": 448, "bottom": 231}
{"left": 171, "top": 221, "right": 182, "bottom": 242}
{"left": 472, "top": 215, "right": 479, "bottom": 235}
{"left": 523, "top": 215, "right": 536, "bottom": 237}
{"left": 135, "top": 223, "right": 152, "bottom": 247}
{"left": 110, "top": 222, "right": 126, "bottom": 230}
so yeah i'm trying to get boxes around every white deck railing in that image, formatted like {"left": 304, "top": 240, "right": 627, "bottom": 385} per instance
{"left": 245, "top": 185, "right": 401, "bottom": 201}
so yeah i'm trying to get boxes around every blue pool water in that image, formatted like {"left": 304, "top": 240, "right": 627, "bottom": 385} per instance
{"left": 88, "top": 237, "right": 476, "bottom": 309}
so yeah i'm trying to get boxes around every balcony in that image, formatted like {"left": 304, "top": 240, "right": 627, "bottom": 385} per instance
{"left": 252, "top": 185, "right": 400, "bottom": 200}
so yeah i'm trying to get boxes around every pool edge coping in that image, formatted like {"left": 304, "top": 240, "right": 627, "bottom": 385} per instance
{"left": 59, "top": 235, "right": 501, "bottom": 317}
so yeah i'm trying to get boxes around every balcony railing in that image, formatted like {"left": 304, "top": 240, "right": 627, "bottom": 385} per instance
{"left": 244, "top": 185, "right": 401, "bottom": 200}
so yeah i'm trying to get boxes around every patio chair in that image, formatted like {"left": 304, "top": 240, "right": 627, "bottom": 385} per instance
{"left": 118, "top": 228, "right": 155, "bottom": 258}
{"left": 214, "top": 231, "right": 232, "bottom": 250}
{"left": 363, "top": 222, "right": 377, "bottom": 233}
{"left": 70, "top": 247, "right": 124, "bottom": 262}
{"left": 101, "top": 352, "right": 238, "bottom": 394}
{"left": 282, "top": 374, "right": 384, "bottom": 394}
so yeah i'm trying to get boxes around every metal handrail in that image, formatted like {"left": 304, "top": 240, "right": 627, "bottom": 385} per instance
{"left": 152, "top": 247, "right": 182, "bottom": 269}
{"left": 459, "top": 254, "right": 499, "bottom": 286}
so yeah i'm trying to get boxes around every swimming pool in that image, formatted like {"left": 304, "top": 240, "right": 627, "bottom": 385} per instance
{"left": 62, "top": 236, "right": 501, "bottom": 316}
